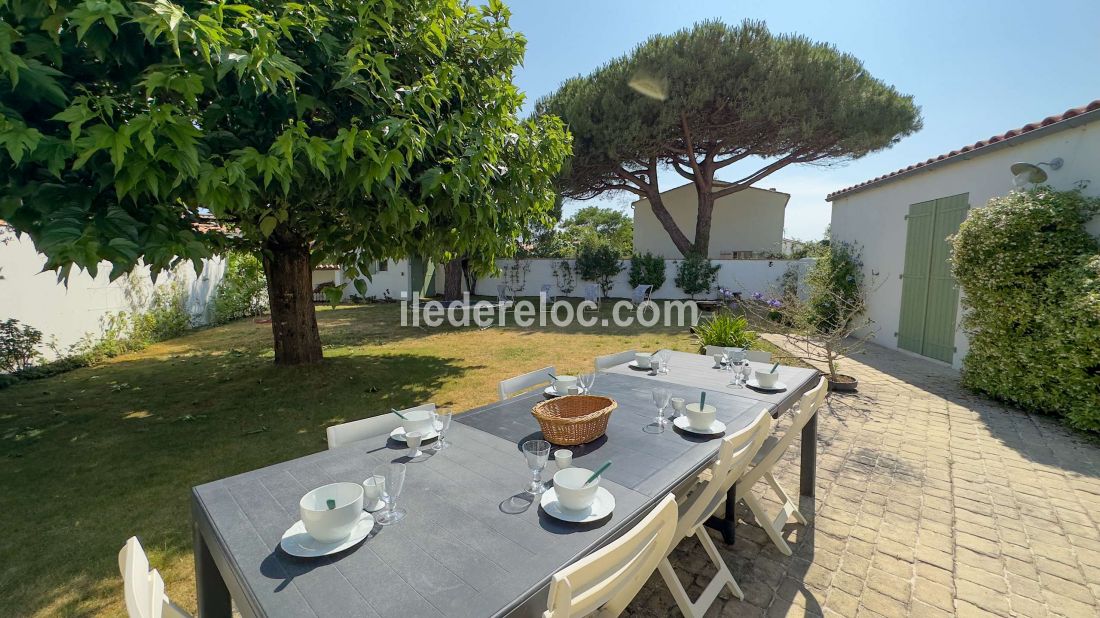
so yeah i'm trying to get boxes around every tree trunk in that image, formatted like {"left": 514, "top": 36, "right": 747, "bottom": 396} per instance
{"left": 443, "top": 257, "right": 464, "bottom": 301}
{"left": 646, "top": 191, "right": 694, "bottom": 257}
{"left": 693, "top": 190, "right": 715, "bottom": 256}
{"left": 262, "top": 227, "right": 323, "bottom": 365}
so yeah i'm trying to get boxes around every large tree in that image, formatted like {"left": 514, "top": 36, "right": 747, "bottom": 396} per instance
{"left": 0, "top": 0, "right": 569, "bottom": 364}
{"left": 537, "top": 20, "right": 921, "bottom": 256}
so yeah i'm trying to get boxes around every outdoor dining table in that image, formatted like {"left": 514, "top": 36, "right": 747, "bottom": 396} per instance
{"left": 191, "top": 351, "right": 819, "bottom": 618}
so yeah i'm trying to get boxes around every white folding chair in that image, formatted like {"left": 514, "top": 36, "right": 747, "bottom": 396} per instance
{"left": 630, "top": 284, "right": 653, "bottom": 306}
{"left": 499, "top": 366, "right": 556, "bottom": 400}
{"left": 583, "top": 283, "right": 601, "bottom": 308}
{"left": 658, "top": 409, "right": 772, "bottom": 616}
{"left": 540, "top": 283, "right": 557, "bottom": 302}
{"left": 119, "top": 537, "right": 192, "bottom": 618}
{"left": 544, "top": 494, "right": 678, "bottom": 618}
{"left": 744, "top": 350, "right": 772, "bottom": 363}
{"left": 496, "top": 284, "right": 515, "bottom": 306}
{"left": 326, "top": 403, "right": 435, "bottom": 449}
{"left": 595, "top": 350, "right": 636, "bottom": 371}
{"left": 735, "top": 377, "right": 827, "bottom": 555}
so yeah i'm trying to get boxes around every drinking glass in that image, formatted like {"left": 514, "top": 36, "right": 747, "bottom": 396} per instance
{"left": 406, "top": 431, "right": 425, "bottom": 459}
{"left": 522, "top": 439, "right": 551, "bottom": 495}
{"left": 374, "top": 462, "right": 406, "bottom": 525}
{"left": 432, "top": 408, "right": 453, "bottom": 451}
{"left": 727, "top": 360, "right": 743, "bottom": 388}
{"left": 657, "top": 350, "right": 672, "bottom": 374}
{"left": 578, "top": 372, "right": 596, "bottom": 395}
{"left": 645, "top": 387, "right": 671, "bottom": 433}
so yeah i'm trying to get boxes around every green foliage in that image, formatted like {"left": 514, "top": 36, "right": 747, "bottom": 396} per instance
{"left": 950, "top": 187, "right": 1100, "bottom": 432}
{"left": 0, "top": 0, "right": 570, "bottom": 314}
{"left": 806, "top": 242, "right": 864, "bottom": 330}
{"left": 212, "top": 252, "right": 269, "bottom": 324}
{"left": 551, "top": 260, "right": 576, "bottom": 295}
{"left": 628, "top": 252, "right": 666, "bottom": 291}
{"left": 675, "top": 253, "right": 720, "bottom": 298}
{"left": 692, "top": 312, "right": 756, "bottom": 352}
{"left": 0, "top": 319, "right": 42, "bottom": 373}
{"left": 575, "top": 240, "right": 624, "bottom": 297}
{"left": 553, "top": 206, "right": 634, "bottom": 257}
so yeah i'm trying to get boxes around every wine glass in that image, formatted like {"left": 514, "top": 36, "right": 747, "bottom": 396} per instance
{"left": 657, "top": 349, "right": 672, "bottom": 374}
{"left": 432, "top": 408, "right": 453, "bottom": 451}
{"left": 645, "top": 387, "right": 671, "bottom": 433}
{"left": 522, "top": 440, "right": 551, "bottom": 495}
{"left": 578, "top": 372, "right": 596, "bottom": 395}
{"left": 374, "top": 462, "right": 407, "bottom": 525}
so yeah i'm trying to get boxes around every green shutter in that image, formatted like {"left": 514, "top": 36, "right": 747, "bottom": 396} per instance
{"left": 897, "top": 194, "right": 969, "bottom": 363}
{"left": 920, "top": 194, "right": 968, "bottom": 363}
{"left": 897, "top": 200, "right": 936, "bottom": 354}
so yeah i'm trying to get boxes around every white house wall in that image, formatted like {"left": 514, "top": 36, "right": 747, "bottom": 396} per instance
{"left": 340, "top": 258, "right": 410, "bottom": 301}
{"left": 633, "top": 184, "right": 789, "bottom": 259}
{"left": 830, "top": 120, "right": 1100, "bottom": 368}
{"left": 0, "top": 232, "right": 227, "bottom": 358}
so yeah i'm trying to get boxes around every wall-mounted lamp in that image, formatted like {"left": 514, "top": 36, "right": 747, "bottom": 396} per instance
{"left": 1011, "top": 157, "right": 1063, "bottom": 187}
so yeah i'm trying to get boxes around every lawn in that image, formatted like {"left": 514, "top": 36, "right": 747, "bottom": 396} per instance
{"left": 0, "top": 302, "right": 791, "bottom": 617}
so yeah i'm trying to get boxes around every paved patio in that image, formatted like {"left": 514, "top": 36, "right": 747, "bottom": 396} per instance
{"left": 626, "top": 341, "right": 1100, "bottom": 617}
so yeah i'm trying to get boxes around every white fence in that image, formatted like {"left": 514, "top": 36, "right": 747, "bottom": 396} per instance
{"left": 465, "top": 257, "right": 814, "bottom": 300}
{"left": 0, "top": 232, "right": 227, "bottom": 358}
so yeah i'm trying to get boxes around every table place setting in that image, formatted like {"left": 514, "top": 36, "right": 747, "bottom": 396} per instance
{"left": 539, "top": 461, "right": 615, "bottom": 523}
{"left": 279, "top": 482, "right": 376, "bottom": 558}
{"left": 543, "top": 372, "right": 597, "bottom": 397}
{"left": 746, "top": 362, "right": 788, "bottom": 393}
{"left": 628, "top": 349, "right": 672, "bottom": 374}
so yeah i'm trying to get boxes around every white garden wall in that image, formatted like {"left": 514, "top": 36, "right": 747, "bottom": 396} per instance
{"left": 0, "top": 231, "right": 227, "bottom": 358}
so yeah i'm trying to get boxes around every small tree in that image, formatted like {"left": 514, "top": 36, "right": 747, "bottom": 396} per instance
{"left": 212, "top": 252, "right": 269, "bottom": 324}
{"left": 0, "top": 319, "right": 42, "bottom": 373}
{"left": 575, "top": 240, "right": 624, "bottom": 297}
{"left": 675, "top": 253, "right": 720, "bottom": 299}
{"left": 628, "top": 252, "right": 667, "bottom": 291}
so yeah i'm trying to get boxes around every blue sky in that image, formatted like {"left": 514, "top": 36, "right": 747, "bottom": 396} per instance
{"left": 507, "top": 0, "right": 1100, "bottom": 240}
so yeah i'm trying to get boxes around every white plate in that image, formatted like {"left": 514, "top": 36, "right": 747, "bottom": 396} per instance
{"left": 280, "top": 512, "right": 375, "bottom": 558}
{"left": 673, "top": 415, "right": 727, "bottom": 435}
{"left": 540, "top": 487, "right": 616, "bottom": 523}
{"left": 543, "top": 386, "right": 582, "bottom": 397}
{"left": 389, "top": 426, "right": 439, "bottom": 443}
{"left": 627, "top": 361, "right": 653, "bottom": 371}
{"left": 746, "top": 379, "right": 787, "bottom": 392}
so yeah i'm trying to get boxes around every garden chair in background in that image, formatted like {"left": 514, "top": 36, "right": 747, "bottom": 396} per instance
{"left": 499, "top": 366, "right": 556, "bottom": 400}
{"left": 543, "top": 495, "right": 678, "bottom": 618}
{"left": 326, "top": 403, "right": 435, "bottom": 449}
{"left": 595, "top": 349, "right": 636, "bottom": 371}
{"left": 583, "top": 283, "right": 601, "bottom": 308}
{"left": 734, "top": 377, "right": 827, "bottom": 555}
{"left": 539, "top": 283, "right": 557, "bottom": 302}
{"left": 745, "top": 350, "right": 772, "bottom": 363}
{"left": 630, "top": 284, "right": 653, "bottom": 306}
{"left": 496, "top": 284, "right": 515, "bottom": 306}
{"left": 658, "top": 408, "right": 772, "bottom": 616}
{"left": 119, "top": 537, "right": 192, "bottom": 618}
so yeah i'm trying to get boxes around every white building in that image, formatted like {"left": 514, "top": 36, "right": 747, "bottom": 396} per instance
{"left": 828, "top": 100, "right": 1100, "bottom": 368}
{"left": 632, "top": 182, "right": 789, "bottom": 259}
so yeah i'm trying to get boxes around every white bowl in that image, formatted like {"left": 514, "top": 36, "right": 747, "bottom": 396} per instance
{"left": 300, "top": 482, "right": 365, "bottom": 543}
{"left": 634, "top": 353, "right": 652, "bottom": 368}
{"left": 553, "top": 375, "right": 577, "bottom": 395}
{"left": 400, "top": 409, "right": 434, "bottom": 436}
{"left": 553, "top": 468, "right": 600, "bottom": 511}
{"left": 684, "top": 403, "right": 717, "bottom": 431}
{"left": 754, "top": 370, "right": 779, "bottom": 388}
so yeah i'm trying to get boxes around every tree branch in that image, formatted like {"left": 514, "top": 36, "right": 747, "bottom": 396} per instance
{"left": 670, "top": 157, "right": 695, "bottom": 180}
{"left": 710, "top": 154, "right": 799, "bottom": 199}
{"left": 679, "top": 112, "right": 705, "bottom": 181}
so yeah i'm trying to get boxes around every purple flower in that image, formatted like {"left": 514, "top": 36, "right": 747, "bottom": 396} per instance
{"left": 768, "top": 299, "right": 783, "bottom": 308}
{"left": 751, "top": 291, "right": 765, "bottom": 301}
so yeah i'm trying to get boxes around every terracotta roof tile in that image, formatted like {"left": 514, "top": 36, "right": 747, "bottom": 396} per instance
{"left": 826, "top": 99, "right": 1100, "bottom": 200}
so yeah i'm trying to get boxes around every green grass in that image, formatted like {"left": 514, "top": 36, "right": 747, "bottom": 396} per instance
{"left": 0, "top": 302, "right": 790, "bottom": 617}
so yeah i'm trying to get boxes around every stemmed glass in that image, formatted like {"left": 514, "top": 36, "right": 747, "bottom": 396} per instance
{"left": 374, "top": 462, "right": 407, "bottom": 525}
{"left": 578, "top": 372, "right": 596, "bottom": 395}
{"left": 522, "top": 439, "right": 551, "bottom": 495}
{"left": 645, "top": 387, "right": 671, "bottom": 433}
{"left": 727, "top": 359, "right": 743, "bottom": 389}
{"left": 432, "top": 408, "right": 453, "bottom": 451}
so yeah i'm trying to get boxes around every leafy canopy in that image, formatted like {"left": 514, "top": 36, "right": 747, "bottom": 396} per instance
{"left": 0, "top": 0, "right": 570, "bottom": 287}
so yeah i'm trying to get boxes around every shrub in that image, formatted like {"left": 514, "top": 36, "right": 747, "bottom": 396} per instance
{"left": 675, "top": 252, "right": 720, "bottom": 299}
{"left": 628, "top": 252, "right": 666, "bottom": 291}
{"left": 212, "top": 252, "right": 269, "bottom": 323}
{"left": 951, "top": 187, "right": 1100, "bottom": 432}
{"left": 692, "top": 311, "right": 756, "bottom": 352}
{"left": 575, "top": 239, "right": 624, "bottom": 297}
{"left": 806, "top": 242, "right": 863, "bottom": 331}
{"left": 129, "top": 282, "right": 191, "bottom": 345}
{"left": 0, "top": 319, "right": 42, "bottom": 373}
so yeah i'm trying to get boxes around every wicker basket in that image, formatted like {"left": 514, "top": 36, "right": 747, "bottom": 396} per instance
{"left": 531, "top": 395, "right": 617, "bottom": 446}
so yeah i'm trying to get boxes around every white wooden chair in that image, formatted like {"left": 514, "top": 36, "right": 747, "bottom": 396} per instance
{"left": 540, "top": 283, "right": 557, "bottom": 302}
{"left": 499, "top": 366, "right": 556, "bottom": 400}
{"left": 704, "top": 345, "right": 729, "bottom": 357}
{"left": 582, "top": 283, "right": 601, "bottom": 308}
{"left": 744, "top": 350, "right": 772, "bottom": 363}
{"left": 735, "top": 377, "right": 827, "bottom": 555}
{"left": 595, "top": 350, "right": 636, "bottom": 371}
{"left": 630, "top": 284, "right": 653, "bottom": 306}
{"left": 326, "top": 403, "right": 435, "bottom": 449}
{"left": 119, "top": 537, "right": 192, "bottom": 618}
{"left": 496, "top": 284, "right": 515, "bottom": 306}
{"left": 544, "top": 494, "right": 678, "bottom": 618}
{"left": 657, "top": 408, "right": 772, "bottom": 616}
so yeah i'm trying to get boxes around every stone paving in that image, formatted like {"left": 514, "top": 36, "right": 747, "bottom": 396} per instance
{"left": 625, "top": 341, "right": 1100, "bottom": 617}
